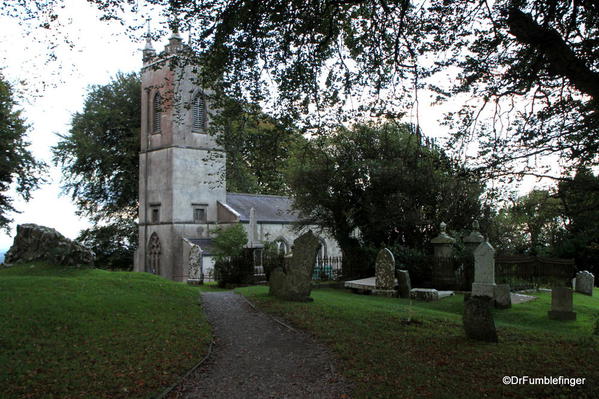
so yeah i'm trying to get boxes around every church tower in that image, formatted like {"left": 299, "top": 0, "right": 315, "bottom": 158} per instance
{"left": 134, "top": 31, "right": 226, "bottom": 281}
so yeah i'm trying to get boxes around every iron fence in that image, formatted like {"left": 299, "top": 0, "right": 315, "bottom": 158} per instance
{"left": 495, "top": 256, "right": 576, "bottom": 289}
{"left": 313, "top": 256, "right": 343, "bottom": 280}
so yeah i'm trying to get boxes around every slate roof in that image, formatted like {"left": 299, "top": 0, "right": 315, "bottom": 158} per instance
{"left": 188, "top": 238, "right": 215, "bottom": 256}
{"left": 226, "top": 192, "right": 299, "bottom": 223}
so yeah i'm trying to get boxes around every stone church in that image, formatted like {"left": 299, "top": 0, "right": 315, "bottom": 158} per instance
{"left": 133, "top": 32, "right": 340, "bottom": 282}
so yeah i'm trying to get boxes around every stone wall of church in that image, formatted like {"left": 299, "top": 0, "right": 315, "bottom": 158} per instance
{"left": 244, "top": 222, "right": 341, "bottom": 257}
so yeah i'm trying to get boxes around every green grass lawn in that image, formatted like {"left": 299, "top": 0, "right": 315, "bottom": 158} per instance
{"left": 0, "top": 263, "right": 211, "bottom": 399}
{"left": 237, "top": 286, "right": 599, "bottom": 399}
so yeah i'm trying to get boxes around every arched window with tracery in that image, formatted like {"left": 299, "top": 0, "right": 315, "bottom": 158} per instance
{"left": 274, "top": 238, "right": 289, "bottom": 255}
{"left": 147, "top": 232, "right": 161, "bottom": 274}
{"left": 153, "top": 92, "right": 162, "bottom": 133}
{"left": 317, "top": 238, "right": 327, "bottom": 259}
{"left": 192, "top": 92, "right": 207, "bottom": 131}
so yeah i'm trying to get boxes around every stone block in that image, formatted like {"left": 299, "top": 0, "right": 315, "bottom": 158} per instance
{"left": 410, "top": 288, "right": 439, "bottom": 302}
{"left": 575, "top": 271, "right": 594, "bottom": 296}
{"left": 472, "top": 282, "right": 496, "bottom": 299}
{"left": 397, "top": 270, "right": 411, "bottom": 298}
{"left": 463, "top": 296, "right": 498, "bottom": 342}
{"left": 494, "top": 284, "right": 512, "bottom": 309}
{"left": 548, "top": 287, "right": 576, "bottom": 321}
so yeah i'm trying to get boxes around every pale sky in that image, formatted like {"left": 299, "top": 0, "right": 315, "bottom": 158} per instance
{"left": 0, "top": 1, "right": 143, "bottom": 249}
{"left": 0, "top": 1, "right": 548, "bottom": 252}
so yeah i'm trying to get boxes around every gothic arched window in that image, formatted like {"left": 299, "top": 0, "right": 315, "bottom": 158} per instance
{"left": 153, "top": 92, "right": 162, "bottom": 133}
{"left": 274, "top": 238, "right": 289, "bottom": 255}
{"left": 192, "top": 92, "right": 207, "bottom": 131}
{"left": 317, "top": 238, "right": 327, "bottom": 259}
{"left": 148, "top": 232, "right": 161, "bottom": 275}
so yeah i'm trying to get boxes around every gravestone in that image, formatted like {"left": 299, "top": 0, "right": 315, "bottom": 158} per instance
{"left": 548, "top": 287, "right": 576, "bottom": 320}
{"left": 397, "top": 270, "right": 411, "bottom": 298}
{"left": 269, "top": 231, "right": 320, "bottom": 302}
{"left": 471, "top": 240, "right": 496, "bottom": 299}
{"left": 375, "top": 248, "right": 396, "bottom": 293}
{"left": 463, "top": 296, "right": 498, "bottom": 342}
{"left": 187, "top": 244, "right": 204, "bottom": 284}
{"left": 494, "top": 284, "right": 511, "bottom": 309}
{"left": 575, "top": 271, "right": 594, "bottom": 296}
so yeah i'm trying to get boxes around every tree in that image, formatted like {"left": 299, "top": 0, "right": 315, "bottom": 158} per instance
{"left": 0, "top": 75, "right": 45, "bottom": 231}
{"left": 7, "top": 1, "right": 597, "bottom": 177}
{"left": 489, "top": 190, "right": 566, "bottom": 256}
{"left": 287, "top": 122, "right": 486, "bottom": 276}
{"left": 53, "top": 72, "right": 141, "bottom": 224}
{"left": 53, "top": 72, "right": 141, "bottom": 269}
{"left": 212, "top": 223, "right": 248, "bottom": 261}
{"left": 214, "top": 98, "right": 307, "bottom": 196}
{"left": 557, "top": 168, "right": 599, "bottom": 274}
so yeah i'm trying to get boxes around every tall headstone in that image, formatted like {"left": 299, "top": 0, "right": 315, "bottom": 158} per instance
{"left": 269, "top": 231, "right": 320, "bottom": 302}
{"left": 187, "top": 244, "right": 204, "bottom": 284}
{"left": 463, "top": 296, "right": 498, "bottom": 342}
{"left": 463, "top": 220, "right": 484, "bottom": 253}
{"left": 548, "top": 287, "right": 576, "bottom": 320}
{"left": 375, "top": 248, "right": 396, "bottom": 290}
{"left": 431, "top": 222, "right": 455, "bottom": 257}
{"left": 397, "top": 270, "right": 411, "bottom": 298}
{"left": 471, "top": 240, "right": 496, "bottom": 299}
{"left": 575, "top": 271, "right": 594, "bottom": 296}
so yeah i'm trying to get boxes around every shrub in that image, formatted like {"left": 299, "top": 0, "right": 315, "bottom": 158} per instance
{"left": 214, "top": 249, "right": 255, "bottom": 288}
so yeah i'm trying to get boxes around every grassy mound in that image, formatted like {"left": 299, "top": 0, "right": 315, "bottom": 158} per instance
{"left": 238, "top": 286, "right": 599, "bottom": 399}
{"left": 0, "top": 263, "right": 211, "bottom": 398}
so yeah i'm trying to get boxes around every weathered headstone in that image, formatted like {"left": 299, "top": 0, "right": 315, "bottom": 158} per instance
{"left": 548, "top": 287, "right": 576, "bottom": 320}
{"left": 410, "top": 288, "right": 439, "bottom": 302}
{"left": 269, "top": 231, "right": 320, "bottom": 302}
{"left": 431, "top": 222, "right": 455, "bottom": 257}
{"left": 397, "top": 270, "right": 411, "bottom": 298}
{"left": 575, "top": 271, "right": 594, "bottom": 296}
{"left": 471, "top": 240, "right": 496, "bottom": 299}
{"left": 463, "top": 296, "right": 498, "bottom": 342}
{"left": 187, "top": 244, "right": 204, "bottom": 284}
{"left": 375, "top": 248, "right": 395, "bottom": 291}
{"left": 4, "top": 223, "right": 95, "bottom": 267}
{"left": 494, "top": 284, "right": 512, "bottom": 309}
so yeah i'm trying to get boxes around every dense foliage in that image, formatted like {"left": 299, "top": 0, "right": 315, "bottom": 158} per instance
{"left": 489, "top": 190, "right": 566, "bottom": 256}
{"left": 214, "top": 99, "right": 307, "bottom": 195}
{"left": 53, "top": 72, "right": 140, "bottom": 268}
{"left": 557, "top": 168, "right": 599, "bottom": 274}
{"left": 0, "top": 75, "right": 45, "bottom": 231}
{"left": 288, "top": 122, "right": 486, "bottom": 276}
{"left": 5, "top": 1, "right": 597, "bottom": 176}
{"left": 212, "top": 224, "right": 253, "bottom": 287}
{"left": 211, "top": 223, "right": 248, "bottom": 261}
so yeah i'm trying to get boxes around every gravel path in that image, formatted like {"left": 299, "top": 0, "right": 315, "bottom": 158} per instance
{"left": 168, "top": 291, "right": 350, "bottom": 399}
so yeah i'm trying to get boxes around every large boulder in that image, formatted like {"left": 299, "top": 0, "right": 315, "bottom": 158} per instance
{"left": 4, "top": 224, "right": 94, "bottom": 267}
{"left": 269, "top": 231, "right": 320, "bottom": 302}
